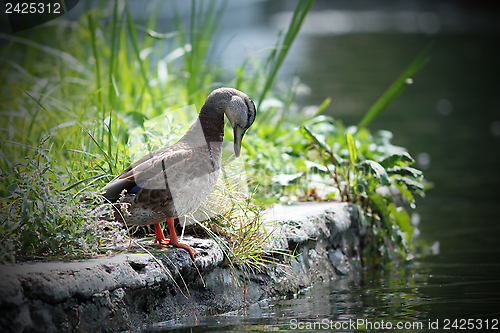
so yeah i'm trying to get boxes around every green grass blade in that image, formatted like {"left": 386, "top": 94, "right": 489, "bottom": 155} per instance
{"left": 143, "top": 1, "right": 164, "bottom": 50}
{"left": 87, "top": 13, "right": 102, "bottom": 111}
{"left": 126, "top": 3, "right": 159, "bottom": 115}
{"left": 21, "top": 89, "right": 52, "bottom": 143}
{"left": 63, "top": 173, "right": 112, "bottom": 191}
{"left": 106, "top": 108, "right": 113, "bottom": 169}
{"left": 300, "top": 125, "right": 334, "bottom": 158}
{"left": 76, "top": 121, "right": 114, "bottom": 174}
{"left": 307, "top": 97, "right": 331, "bottom": 121}
{"left": 0, "top": 33, "right": 87, "bottom": 74}
{"left": 257, "top": 0, "right": 315, "bottom": 108}
{"left": 357, "top": 43, "right": 432, "bottom": 129}
{"left": 107, "top": 0, "right": 120, "bottom": 115}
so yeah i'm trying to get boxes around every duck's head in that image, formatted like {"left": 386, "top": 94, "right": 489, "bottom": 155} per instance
{"left": 208, "top": 87, "right": 256, "bottom": 157}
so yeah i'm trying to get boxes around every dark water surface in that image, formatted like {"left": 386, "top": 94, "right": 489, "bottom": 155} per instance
{"left": 146, "top": 1, "right": 500, "bottom": 332}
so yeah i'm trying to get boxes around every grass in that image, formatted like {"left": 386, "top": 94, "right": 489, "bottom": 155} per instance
{"left": 0, "top": 138, "right": 128, "bottom": 262}
{"left": 0, "top": 0, "right": 315, "bottom": 265}
{"left": 0, "top": 0, "right": 426, "bottom": 268}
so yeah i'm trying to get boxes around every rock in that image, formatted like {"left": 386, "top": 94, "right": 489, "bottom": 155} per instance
{"left": 0, "top": 202, "right": 363, "bottom": 333}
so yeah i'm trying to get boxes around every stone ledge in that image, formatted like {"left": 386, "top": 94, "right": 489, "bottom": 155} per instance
{"left": 0, "top": 202, "right": 362, "bottom": 333}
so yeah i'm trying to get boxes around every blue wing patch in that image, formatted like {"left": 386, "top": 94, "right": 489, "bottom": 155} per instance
{"left": 129, "top": 181, "right": 146, "bottom": 194}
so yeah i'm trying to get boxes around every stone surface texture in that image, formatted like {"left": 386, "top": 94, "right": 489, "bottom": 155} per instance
{"left": 0, "top": 202, "right": 362, "bottom": 333}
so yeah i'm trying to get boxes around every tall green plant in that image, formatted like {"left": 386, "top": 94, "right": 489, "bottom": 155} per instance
{"left": 301, "top": 121, "right": 423, "bottom": 265}
{"left": 257, "top": 0, "right": 315, "bottom": 108}
{"left": 357, "top": 43, "right": 432, "bottom": 129}
{"left": 171, "top": 0, "right": 228, "bottom": 105}
{"left": 266, "top": 47, "right": 430, "bottom": 266}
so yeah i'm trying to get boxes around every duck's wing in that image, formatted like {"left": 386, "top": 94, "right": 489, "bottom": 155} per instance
{"left": 102, "top": 145, "right": 189, "bottom": 202}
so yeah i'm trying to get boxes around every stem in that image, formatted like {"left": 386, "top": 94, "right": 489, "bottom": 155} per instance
{"left": 344, "top": 162, "right": 352, "bottom": 203}
{"left": 317, "top": 148, "right": 346, "bottom": 202}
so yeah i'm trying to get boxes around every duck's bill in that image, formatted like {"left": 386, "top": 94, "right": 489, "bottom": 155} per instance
{"left": 233, "top": 126, "right": 247, "bottom": 157}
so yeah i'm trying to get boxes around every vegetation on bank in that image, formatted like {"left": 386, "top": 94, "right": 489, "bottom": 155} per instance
{"left": 0, "top": 0, "right": 426, "bottom": 268}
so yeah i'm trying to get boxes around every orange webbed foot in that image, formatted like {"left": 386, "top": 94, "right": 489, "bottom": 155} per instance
{"left": 153, "top": 223, "right": 170, "bottom": 245}
{"left": 153, "top": 221, "right": 196, "bottom": 260}
{"left": 168, "top": 239, "right": 196, "bottom": 261}
{"left": 154, "top": 235, "right": 170, "bottom": 245}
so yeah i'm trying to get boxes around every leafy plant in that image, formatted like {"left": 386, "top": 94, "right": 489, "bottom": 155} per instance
{"left": 301, "top": 121, "right": 423, "bottom": 266}
{"left": 0, "top": 138, "right": 125, "bottom": 262}
{"left": 252, "top": 48, "right": 431, "bottom": 266}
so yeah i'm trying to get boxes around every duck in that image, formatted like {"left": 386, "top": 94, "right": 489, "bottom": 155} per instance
{"left": 102, "top": 87, "right": 256, "bottom": 260}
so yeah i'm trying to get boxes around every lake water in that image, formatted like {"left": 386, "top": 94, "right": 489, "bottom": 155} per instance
{"left": 140, "top": 1, "right": 500, "bottom": 331}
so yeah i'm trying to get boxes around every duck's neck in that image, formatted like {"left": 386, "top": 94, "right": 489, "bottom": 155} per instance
{"left": 184, "top": 105, "right": 225, "bottom": 145}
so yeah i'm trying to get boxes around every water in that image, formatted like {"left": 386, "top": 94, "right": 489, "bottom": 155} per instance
{"left": 148, "top": 1, "right": 500, "bottom": 331}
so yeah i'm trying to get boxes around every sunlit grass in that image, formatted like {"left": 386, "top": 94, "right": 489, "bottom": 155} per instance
{"left": 0, "top": 0, "right": 315, "bottom": 263}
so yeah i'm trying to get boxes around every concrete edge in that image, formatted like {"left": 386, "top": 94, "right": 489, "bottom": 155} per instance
{"left": 0, "top": 202, "right": 363, "bottom": 333}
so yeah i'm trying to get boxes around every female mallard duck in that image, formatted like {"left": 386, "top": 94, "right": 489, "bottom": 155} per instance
{"left": 102, "top": 88, "right": 256, "bottom": 260}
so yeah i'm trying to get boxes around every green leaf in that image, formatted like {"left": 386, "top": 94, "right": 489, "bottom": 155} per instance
{"left": 299, "top": 125, "right": 334, "bottom": 157}
{"left": 359, "top": 160, "right": 390, "bottom": 186}
{"left": 346, "top": 131, "right": 357, "bottom": 167}
{"left": 357, "top": 43, "right": 432, "bottom": 129}
{"left": 369, "top": 193, "right": 392, "bottom": 228}
{"left": 325, "top": 192, "right": 338, "bottom": 200}
{"left": 305, "top": 97, "right": 331, "bottom": 121}
{"left": 393, "top": 176, "right": 425, "bottom": 192}
{"left": 304, "top": 160, "right": 328, "bottom": 173}
{"left": 1, "top": 184, "right": 20, "bottom": 198}
{"left": 271, "top": 172, "right": 304, "bottom": 186}
{"left": 387, "top": 166, "right": 423, "bottom": 179}
{"left": 389, "top": 203, "right": 413, "bottom": 241}
{"left": 379, "top": 152, "right": 415, "bottom": 168}
{"left": 394, "top": 182, "right": 414, "bottom": 206}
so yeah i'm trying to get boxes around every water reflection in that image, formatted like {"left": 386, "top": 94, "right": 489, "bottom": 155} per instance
{"left": 145, "top": 262, "right": 433, "bottom": 332}
{"left": 274, "top": 10, "right": 441, "bottom": 35}
{"left": 146, "top": 245, "right": 499, "bottom": 331}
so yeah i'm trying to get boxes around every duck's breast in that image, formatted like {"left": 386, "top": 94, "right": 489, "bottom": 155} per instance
{"left": 165, "top": 143, "right": 222, "bottom": 217}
